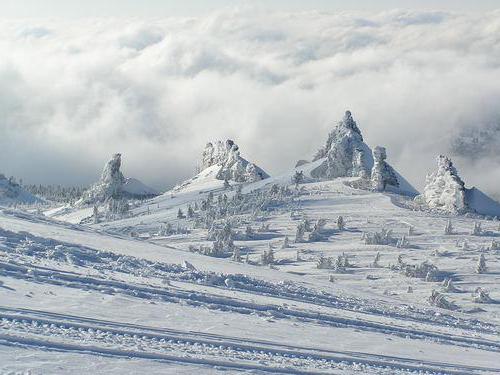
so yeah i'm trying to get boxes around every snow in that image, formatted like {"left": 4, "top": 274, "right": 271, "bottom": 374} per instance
{"left": 122, "top": 177, "right": 159, "bottom": 197}
{"left": 0, "top": 174, "right": 42, "bottom": 206}
{"left": 1, "top": 117, "right": 500, "bottom": 373}
{"left": 1, "top": 170, "right": 500, "bottom": 373}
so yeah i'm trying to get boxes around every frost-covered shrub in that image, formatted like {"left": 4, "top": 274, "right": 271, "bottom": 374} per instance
{"left": 363, "top": 228, "right": 395, "bottom": 245}
{"left": 471, "top": 222, "right": 482, "bottom": 236}
{"left": 207, "top": 221, "right": 234, "bottom": 257}
{"left": 428, "top": 290, "right": 456, "bottom": 310}
{"left": 472, "top": 287, "right": 492, "bottom": 303}
{"left": 442, "top": 278, "right": 459, "bottom": 292}
{"left": 488, "top": 240, "right": 500, "bottom": 251}
{"left": 308, "top": 219, "right": 327, "bottom": 242}
{"left": 261, "top": 245, "right": 275, "bottom": 265}
{"left": 396, "top": 235, "right": 410, "bottom": 248}
{"left": 402, "top": 261, "right": 439, "bottom": 281}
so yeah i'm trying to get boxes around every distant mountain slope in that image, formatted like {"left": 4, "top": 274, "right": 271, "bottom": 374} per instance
{"left": 0, "top": 174, "right": 43, "bottom": 206}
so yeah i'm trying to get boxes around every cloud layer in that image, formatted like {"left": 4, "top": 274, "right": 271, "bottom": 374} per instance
{"left": 1, "top": 9, "right": 500, "bottom": 196}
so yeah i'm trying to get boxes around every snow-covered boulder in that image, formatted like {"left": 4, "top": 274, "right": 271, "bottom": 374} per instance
{"left": 200, "top": 140, "right": 269, "bottom": 183}
{"left": 0, "top": 174, "right": 42, "bottom": 206}
{"left": 78, "top": 153, "right": 157, "bottom": 205}
{"left": 416, "top": 155, "right": 468, "bottom": 214}
{"left": 311, "top": 111, "right": 372, "bottom": 179}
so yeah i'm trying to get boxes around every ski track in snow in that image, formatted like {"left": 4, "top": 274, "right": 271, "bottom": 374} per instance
{"left": 0, "top": 307, "right": 497, "bottom": 375}
{"left": 0, "top": 227, "right": 498, "bottom": 355}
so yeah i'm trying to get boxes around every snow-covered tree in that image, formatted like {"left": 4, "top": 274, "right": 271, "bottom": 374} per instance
{"left": 232, "top": 247, "right": 241, "bottom": 262}
{"left": 281, "top": 235, "right": 290, "bottom": 249}
{"left": 472, "top": 287, "right": 492, "bottom": 303}
{"left": 471, "top": 222, "right": 482, "bottom": 236}
{"left": 444, "top": 219, "right": 453, "bottom": 235}
{"left": 292, "top": 171, "right": 304, "bottom": 187}
{"left": 337, "top": 216, "right": 345, "bottom": 231}
{"left": 372, "top": 251, "right": 381, "bottom": 268}
{"left": 261, "top": 244, "right": 275, "bottom": 265}
{"left": 93, "top": 205, "right": 99, "bottom": 224}
{"left": 370, "top": 146, "right": 399, "bottom": 191}
{"left": 295, "top": 222, "right": 306, "bottom": 243}
{"left": 428, "top": 290, "right": 456, "bottom": 310}
{"left": 476, "top": 254, "right": 487, "bottom": 274}
{"left": 187, "top": 205, "right": 194, "bottom": 218}
{"left": 396, "top": 235, "right": 410, "bottom": 248}
{"left": 177, "top": 208, "right": 185, "bottom": 219}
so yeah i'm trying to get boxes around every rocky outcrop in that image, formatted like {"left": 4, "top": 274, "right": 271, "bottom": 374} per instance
{"left": 311, "top": 111, "right": 372, "bottom": 179}
{"left": 200, "top": 140, "right": 269, "bottom": 182}
{"left": 78, "top": 154, "right": 157, "bottom": 205}
{"left": 417, "top": 155, "right": 468, "bottom": 214}
{"left": 371, "top": 146, "right": 399, "bottom": 191}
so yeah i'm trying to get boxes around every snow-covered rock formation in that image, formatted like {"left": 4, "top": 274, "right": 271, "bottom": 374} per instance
{"left": 371, "top": 146, "right": 399, "bottom": 191}
{"left": 78, "top": 154, "right": 158, "bottom": 206}
{"left": 305, "top": 111, "right": 417, "bottom": 196}
{"left": 200, "top": 140, "right": 269, "bottom": 183}
{"left": 417, "top": 155, "right": 468, "bottom": 214}
{"left": 416, "top": 155, "right": 500, "bottom": 216}
{"left": 0, "top": 174, "right": 42, "bottom": 206}
{"left": 311, "top": 111, "right": 372, "bottom": 179}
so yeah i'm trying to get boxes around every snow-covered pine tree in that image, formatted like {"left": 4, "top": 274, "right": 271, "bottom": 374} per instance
{"left": 444, "top": 219, "right": 453, "bottom": 235}
{"left": 472, "top": 222, "right": 482, "bottom": 236}
{"left": 281, "top": 235, "right": 290, "bottom": 249}
{"left": 337, "top": 216, "right": 345, "bottom": 231}
{"left": 177, "top": 208, "right": 185, "bottom": 219}
{"left": 295, "top": 222, "right": 306, "bottom": 243}
{"left": 476, "top": 254, "right": 487, "bottom": 274}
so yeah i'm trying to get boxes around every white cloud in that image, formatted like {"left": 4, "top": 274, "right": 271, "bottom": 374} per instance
{"left": 1, "top": 8, "right": 500, "bottom": 197}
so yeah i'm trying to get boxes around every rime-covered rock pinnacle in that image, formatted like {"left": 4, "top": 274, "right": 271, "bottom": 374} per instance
{"left": 78, "top": 153, "right": 157, "bottom": 206}
{"left": 418, "top": 155, "right": 468, "bottom": 214}
{"left": 200, "top": 140, "right": 268, "bottom": 183}
{"left": 311, "top": 111, "right": 372, "bottom": 179}
{"left": 371, "top": 146, "right": 399, "bottom": 191}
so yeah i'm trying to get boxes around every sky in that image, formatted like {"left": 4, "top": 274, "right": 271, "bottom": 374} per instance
{"left": 1, "top": 0, "right": 500, "bottom": 17}
{"left": 1, "top": 2, "right": 500, "bottom": 197}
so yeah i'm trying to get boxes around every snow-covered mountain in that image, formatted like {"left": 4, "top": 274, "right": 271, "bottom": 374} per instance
{"left": 0, "top": 174, "right": 43, "bottom": 206}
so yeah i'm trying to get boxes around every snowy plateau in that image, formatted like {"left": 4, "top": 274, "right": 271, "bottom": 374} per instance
{"left": 1, "top": 111, "right": 500, "bottom": 375}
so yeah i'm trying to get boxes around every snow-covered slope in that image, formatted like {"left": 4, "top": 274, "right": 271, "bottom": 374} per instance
{"left": 1, "top": 175, "right": 500, "bottom": 374}
{"left": 122, "top": 177, "right": 159, "bottom": 198}
{"left": 0, "top": 174, "right": 43, "bottom": 206}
